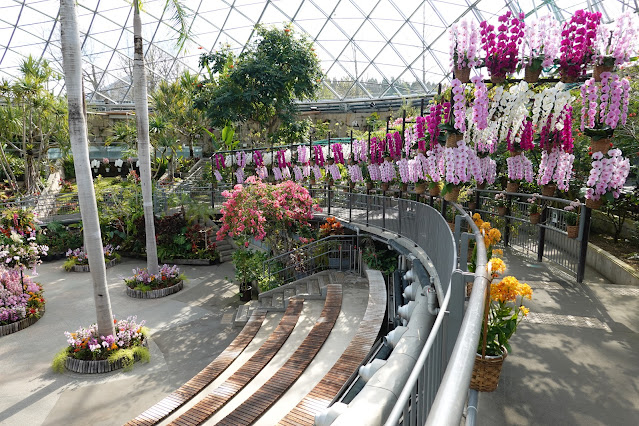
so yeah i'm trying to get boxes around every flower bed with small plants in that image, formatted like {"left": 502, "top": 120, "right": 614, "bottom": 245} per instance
{"left": 124, "top": 264, "right": 185, "bottom": 299}
{"left": 52, "top": 316, "right": 149, "bottom": 373}
{"left": 0, "top": 269, "right": 45, "bottom": 336}
{"left": 64, "top": 244, "right": 121, "bottom": 272}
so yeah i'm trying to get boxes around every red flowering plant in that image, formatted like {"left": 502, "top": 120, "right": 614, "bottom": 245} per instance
{"left": 480, "top": 12, "right": 525, "bottom": 81}
{"left": 216, "top": 177, "right": 321, "bottom": 255}
{"left": 559, "top": 10, "right": 601, "bottom": 81}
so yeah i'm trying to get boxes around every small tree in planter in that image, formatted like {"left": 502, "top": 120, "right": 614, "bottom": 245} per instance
{"left": 53, "top": 316, "right": 150, "bottom": 373}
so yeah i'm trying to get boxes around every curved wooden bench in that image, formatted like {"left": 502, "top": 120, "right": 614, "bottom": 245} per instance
{"left": 278, "top": 270, "right": 387, "bottom": 425}
{"left": 125, "top": 310, "right": 267, "bottom": 426}
{"left": 214, "top": 284, "right": 343, "bottom": 426}
{"left": 167, "top": 298, "right": 305, "bottom": 426}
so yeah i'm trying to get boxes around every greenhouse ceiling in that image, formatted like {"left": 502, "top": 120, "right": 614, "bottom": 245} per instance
{"left": 0, "top": 0, "right": 635, "bottom": 104}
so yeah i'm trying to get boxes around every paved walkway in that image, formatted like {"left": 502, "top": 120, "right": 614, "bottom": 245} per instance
{"left": 476, "top": 248, "right": 639, "bottom": 426}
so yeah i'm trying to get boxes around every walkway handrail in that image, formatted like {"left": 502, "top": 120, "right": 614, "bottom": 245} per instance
{"left": 425, "top": 204, "right": 490, "bottom": 425}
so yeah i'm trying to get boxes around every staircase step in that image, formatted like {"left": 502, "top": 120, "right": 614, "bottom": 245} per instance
{"left": 296, "top": 283, "right": 308, "bottom": 296}
{"left": 260, "top": 296, "right": 272, "bottom": 309}
{"left": 271, "top": 292, "right": 285, "bottom": 311}
{"left": 233, "top": 304, "right": 252, "bottom": 326}
{"left": 284, "top": 287, "right": 296, "bottom": 302}
{"left": 308, "top": 279, "right": 320, "bottom": 296}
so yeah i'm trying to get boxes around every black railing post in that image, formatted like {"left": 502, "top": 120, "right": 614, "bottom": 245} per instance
{"left": 576, "top": 206, "right": 591, "bottom": 283}
{"left": 537, "top": 204, "right": 549, "bottom": 262}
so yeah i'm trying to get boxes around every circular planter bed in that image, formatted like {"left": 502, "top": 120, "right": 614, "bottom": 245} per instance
{"left": 160, "top": 258, "right": 220, "bottom": 266}
{"left": 0, "top": 305, "right": 45, "bottom": 337}
{"left": 69, "top": 257, "right": 119, "bottom": 272}
{"left": 126, "top": 280, "right": 184, "bottom": 299}
{"left": 64, "top": 340, "right": 148, "bottom": 374}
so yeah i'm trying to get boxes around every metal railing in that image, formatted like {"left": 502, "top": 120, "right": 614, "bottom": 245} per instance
{"left": 262, "top": 235, "right": 360, "bottom": 290}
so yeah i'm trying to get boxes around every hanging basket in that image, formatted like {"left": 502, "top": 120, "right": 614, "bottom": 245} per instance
{"left": 470, "top": 349, "right": 508, "bottom": 392}
{"left": 567, "top": 225, "right": 579, "bottom": 239}
{"left": 524, "top": 66, "right": 542, "bottom": 83}
{"left": 415, "top": 182, "right": 427, "bottom": 194}
{"left": 490, "top": 73, "right": 506, "bottom": 84}
{"left": 541, "top": 184, "right": 557, "bottom": 197}
{"left": 366, "top": 181, "right": 374, "bottom": 190}
{"left": 400, "top": 183, "right": 408, "bottom": 192}
{"left": 429, "top": 185, "right": 441, "bottom": 197}
{"left": 560, "top": 70, "right": 578, "bottom": 83}
{"left": 586, "top": 198, "right": 603, "bottom": 210}
{"left": 530, "top": 213, "right": 541, "bottom": 224}
{"left": 590, "top": 138, "right": 611, "bottom": 154}
{"left": 593, "top": 64, "right": 614, "bottom": 82}
{"left": 455, "top": 66, "right": 471, "bottom": 83}
{"left": 506, "top": 181, "right": 519, "bottom": 193}
{"left": 477, "top": 182, "right": 486, "bottom": 190}
{"left": 498, "top": 206, "right": 507, "bottom": 216}
{"left": 444, "top": 186, "right": 460, "bottom": 202}
{"left": 446, "top": 133, "right": 463, "bottom": 148}
{"left": 468, "top": 201, "right": 477, "bottom": 211}
{"left": 381, "top": 182, "right": 390, "bottom": 191}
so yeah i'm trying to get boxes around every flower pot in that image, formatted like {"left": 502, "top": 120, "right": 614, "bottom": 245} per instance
{"left": 429, "top": 185, "right": 441, "bottom": 197}
{"left": 593, "top": 64, "right": 614, "bottom": 82}
{"left": 381, "top": 182, "right": 390, "bottom": 191}
{"left": 117, "top": 167, "right": 122, "bottom": 172}
{"left": 366, "top": 181, "right": 374, "bottom": 190}
{"left": 490, "top": 74, "right": 506, "bottom": 84}
{"left": 446, "top": 133, "right": 463, "bottom": 148}
{"left": 566, "top": 225, "right": 579, "bottom": 239}
{"left": 327, "top": 158, "right": 335, "bottom": 165}
{"left": 105, "top": 167, "right": 110, "bottom": 173}
{"left": 506, "top": 181, "right": 519, "bottom": 193}
{"left": 530, "top": 212, "right": 541, "bottom": 224}
{"left": 400, "top": 183, "right": 408, "bottom": 192}
{"left": 384, "top": 156, "right": 392, "bottom": 163}
{"left": 470, "top": 349, "right": 507, "bottom": 392}
{"left": 468, "top": 201, "right": 477, "bottom": 211}
{"left": 310, "top": 177, "right": 316, "bottom": 185}
{"left": 417, "top": 149, "right": 426, "bottom": 155}
{"left": 541, "top": 184, "right": 557, "bottom": 197}
{"left": 477, "top": 182, "right": 486, "bottom": 190}
{"left": 415, "top": 182, "right": 427, "bottom": 194}
{"left": 524, "top": 66, "right": 542, "bottom": 83}
{"left": 590, "top": 138, "right": 611, "bottom": 154}
{"left": 560, "top": 71, "right": 578, "bottom": 83}
{"left": 455, "top": 66, "right": 471, "bottom": 83}
{"left": 586, "top": 198, "right": 603, "bottom": 210}
{"left": 444, "top": 185, "right": 460, "bottom": 202}
{"left": 498, "top": 206, "right": 507, "bottom": 216}
{"left": 240, "top": 283, "right": 253, "bottom": 302}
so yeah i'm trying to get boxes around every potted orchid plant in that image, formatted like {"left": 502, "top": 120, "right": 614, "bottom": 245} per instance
{"left": 564, "top": 200, "right": 581, "bottom": 239}
{"left": 520, "top": 15, "right": 560, "bottom": 83}
{"left": 449, "top": 20, "right": 480, "bottom": 83}
{"left": 480, "top": 11, "right": 525, "bottom": 84}
{"left": 558, "top": 10, "right": 601, "bottom": 83}
{"left": 593, "top": 11, "right": 638, "bottom": 81}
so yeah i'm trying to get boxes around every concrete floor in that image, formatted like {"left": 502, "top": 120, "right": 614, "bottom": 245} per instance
{"left": 476, "top": 249, "right": 639, "bottom": 426}
{"left": 0, "top": 258, "right": 242, "bottom": 426}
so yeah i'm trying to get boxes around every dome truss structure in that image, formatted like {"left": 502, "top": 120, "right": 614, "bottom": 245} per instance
{"left": 0, "top": 0, "right": 635, "bottom": 105}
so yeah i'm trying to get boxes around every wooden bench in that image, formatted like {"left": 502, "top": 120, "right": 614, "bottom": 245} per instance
{"left": 124, "top": 310, "right": 266, "bottom": 426}
{"left": 278, "top": 271, "right": 387, "bottom": 425}
{"left": 168, "top": 298, "right": 305, "bottom": 425}
{"left": 214, "top": 284, "right": 343, "bottom": 426}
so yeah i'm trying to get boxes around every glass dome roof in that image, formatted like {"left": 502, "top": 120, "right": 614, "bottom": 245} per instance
{"left": 0, "top": 0, "right": 634, "bottom": 104}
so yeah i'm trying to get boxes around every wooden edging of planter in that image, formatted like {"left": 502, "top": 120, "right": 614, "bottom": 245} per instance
{"left": 160, "top": 258, "right": 216, "bottom": 265}
{"left": 125, "top": 280, "right": 184, "bottom": 299}
{"left": 64, "top": 340, "right": 147, "bottom": 374}
{"left": 70, "top": 258, "right": 119, "bottom": 272}
{"left": 0, "top": 305, "right": 45, "bottom": 337}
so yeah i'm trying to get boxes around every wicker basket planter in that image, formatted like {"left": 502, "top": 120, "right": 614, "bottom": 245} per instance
{"left": 126, "top": 280, "right": 183, "bottom": 299}
{"left": 64, "top": 340, "right": 148, "bottom": 374}
{"left": 590, "top": 138, "right": 611, "bottom": 154}
{"left": 524, "top": 66, "right": 542, "bottom": 83}
{"left": 446, "top": 132, "right": 463, "bottom": 148}
{"left": 0, "top": 306, "right": 45, "bottom": 337}
{"left": 415, "top": 182, "right": 427, "bottom": 195}
{"left": 585, "top": 198, "right": 603, "bottom": 210}
{"left": 506, "top": 181, "right": 519, "bottom": 193}
{"left": 498, "top": 206, "right": 507, "bottom": 216}
{"left": 490, "top": 74, "right": 506, "bottom": 84}
{"left": 530, "top": 213, "right": 541, "bottom": 224}
{"left": 470, "top": 349, "right": 507, "bottom": 392}
{"left": 429, "top": 185, "right": 441, "bottom": 197}
{"left": 454, "top": 66, "right": 471, "bottom": 83}
{"left": 593, "top": 64, "right": 614, "bottom": 82}
{"left": 541, "top": 184, "right": 557, "bottom": 197}
{"left": 381, "top": 183, "right": 390, "bottom": 192}
{"left": 566, "top": 225, "right": 579, "bottom": 239}
{"left": 70, "top": 257, "right": 119, "bottom": 272}
{"left": 366, "top": 181, "right": 374, "bottom": 190}
{"left": 444, "top": 186, "right": 460, "bottom": 202}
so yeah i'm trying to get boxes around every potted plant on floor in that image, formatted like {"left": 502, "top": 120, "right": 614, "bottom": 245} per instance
{"left": 471, "top": 257, "right": 533, "bottom": 392}
{"left": 53, "top": 316, "right": 150, "bottom": 373}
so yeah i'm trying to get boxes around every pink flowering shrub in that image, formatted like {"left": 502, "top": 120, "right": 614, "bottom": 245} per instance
{"left": 216, "top": 178, "right": 320, "bottom": 254}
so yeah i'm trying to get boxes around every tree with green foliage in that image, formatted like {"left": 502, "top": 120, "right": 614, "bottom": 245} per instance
{"left": 195, "top": 24, "right": 323, "bottom": 145}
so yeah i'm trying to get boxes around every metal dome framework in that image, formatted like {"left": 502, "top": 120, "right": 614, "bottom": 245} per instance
{"left": 0, "top": 0, "right": 634, "bottom": 104}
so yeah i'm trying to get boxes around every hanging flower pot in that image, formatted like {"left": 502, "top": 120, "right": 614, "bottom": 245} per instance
{"left": 566, "top": 225, "right": 579, "bottom": 239}
{"left": 586, "top": 198, "right": 603, "bottom": 210}
{"left": 415, "top": 182, "right": 427, "bottom": 194}
{"left": 400, "top": 183, "right": 408, "bottom": 192}
{"left": 593, "top": 64, "right": 614, "bottom": 82}
{"left": 468, "top": 201, "right": 477, "bottom": 211}
{"left": 444, "top": 185, "right": 460, "bottom": 202}
{"left": 506, "top": 181, "right": 519, "bottom": 193}
{"left": 490, "top": 73, "right": 506, "bottom": 85}
{"left": 524, "top": 66, "right": 542, "bottom": 83}
{"left": 541, "top": 184, "right": 557, "bottom": 197}
{"left": 590, "top": 138, "right": 611, "bottom": 154}
{"left": 381, "top": 182, "right": 390, "bottom": 191}
{"left": 470, "top": 349, "right": 508, "bottom": 392}
{"left": 477, "top": 182, "right": 486, "bottom": 190}
{"left": 327, "top": 158, "right": 335, "bottom": 165}
{"left": 446, "top": 132, "right": 463, "bottom": 148}
{"left": 417, "top": 149, "right": 426, "bottom": 155}
{"left": 429, "top": 184, "right": 441, "bottom": 197}
{"left": 498, "top": 206, "right": 507, "bottom": 216}
{"left": 454, "top": 66, "right": 471, "bottom": 83}
{"left": 366, "top": 181, "right": 374, "bottom": 190}
{"left": 530, "top": 212, "right": 541, "bottom": 224}
{"left": 310, "top": 177, "right": 316, "bottom": 185}
{"left": 560, "top": 69, "right": 578, "bottom": 83}
{"left": 384, "top": 156, "right": 392, "bottom": 163}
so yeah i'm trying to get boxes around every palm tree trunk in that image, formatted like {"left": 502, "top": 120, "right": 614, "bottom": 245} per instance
{"left": 60, "top": 0, "right": 115, "bottom": 337}
{"left": 133, "top": 2, "right": 159, "bottom": 274}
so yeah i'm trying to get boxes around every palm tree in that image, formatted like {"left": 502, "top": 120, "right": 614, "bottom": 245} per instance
{"left": 59, "top": 0, "right": 115, "bottom": 337}
{"left": 132, "top": 0, "right": 190, "bottom": 275}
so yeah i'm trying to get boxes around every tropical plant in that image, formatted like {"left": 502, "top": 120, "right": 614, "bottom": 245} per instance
{"left": 60, "top": 0, "right": 115, "bottom": 337}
